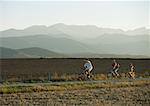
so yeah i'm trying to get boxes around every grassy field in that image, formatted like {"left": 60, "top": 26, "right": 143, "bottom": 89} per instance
{"left": 0, "top": 58, "right": 150, "bottom": 82}
{"left": 0, "top": 79, "right": 149, "bottom": 94}
{"left": 0, "top": 79, "right": 150, "bottom": 105}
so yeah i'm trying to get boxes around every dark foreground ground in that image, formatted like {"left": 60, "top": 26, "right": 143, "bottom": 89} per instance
{"left": 0, "top": 85, "right": 149, "bottom": 106}
{"left": 0, "top": 58, "right": 150, "bottom": 81}
{"left": 0, "top": 79, "right": 150, "bottom": 106}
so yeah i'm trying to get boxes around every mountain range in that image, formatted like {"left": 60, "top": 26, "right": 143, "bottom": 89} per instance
{"left": 0, "top": 47, "right": 148, "bottom": 58}
{"left": 1, "top": 23, "right": 149, "bottom": 38}
{"left": 0, "top": 47, "right": 64, "bottom": 58}
{"left": 0, "top": 23, "right": 149, "bottom": 57}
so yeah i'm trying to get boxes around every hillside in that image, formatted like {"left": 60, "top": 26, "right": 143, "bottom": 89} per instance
{"left": 0, "top": 47, "right": 149, "bottom": 58}
{"left": 0, "top": 47, "right": 64, "bottom": 58}
{"left": 0, "top": 35, "right": 91, "bottom": 53}
{"left": 0, "top": 47, "right": 27, "bottom": 58}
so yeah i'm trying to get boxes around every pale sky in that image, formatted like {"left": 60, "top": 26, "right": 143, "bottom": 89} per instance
{"left": 0, "top": 0, "right": 149, "bottom": 31}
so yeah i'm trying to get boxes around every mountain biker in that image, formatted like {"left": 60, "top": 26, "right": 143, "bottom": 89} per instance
{"left": 111, "top": 59, "right": 120, "bottom": 77}
{"left": 83, "top": 59, "right": 93, "bottom": 79}
{"left": 129, "top": 63, "right": 135, "bottom": 79}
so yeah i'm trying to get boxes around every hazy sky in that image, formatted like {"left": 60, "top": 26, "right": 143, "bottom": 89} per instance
{"left": 0, "top": 0, "right": 149, "bottom": 31}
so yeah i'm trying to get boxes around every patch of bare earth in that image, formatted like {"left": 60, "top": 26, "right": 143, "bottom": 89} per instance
{"left": 0, "top": 85, "right": 150, "bottom": 106}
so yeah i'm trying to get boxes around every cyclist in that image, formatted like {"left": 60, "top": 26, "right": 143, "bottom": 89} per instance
{"left": 111, "top": 59, "right": 120, "bottom": 77}
{"left": 128, "top": 63, "right": 135, "bottom": 79}
{"left": 83, "top": 59, "right": 93, "bottom": 79}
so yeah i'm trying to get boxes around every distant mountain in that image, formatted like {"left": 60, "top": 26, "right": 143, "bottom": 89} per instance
{"left": 0, "top": 23, "right": 149, "bottom": 56}
{"left": 0, "top": 47, "right": 65, "bottom": 58}
{"left": 88, "top": 33, "right": 149, "bottom": 55}
{"left": 0, "top": 35, "right": 91, "bottom": 53}
{"left": 0, "top": 25, "right": 71, "bottom": 38}
{"left": 126, "top": 27, "right": 150, "bottom": 35}
{"left": 1, "top": 23, "right": 149, "bottom": 38}
{"left": 0, "top": 47, "right": 27, "bottom": 58}
{"left": 68, "top": 53, "right": 149, "bottom": 58}
{"left": 0, "top": 47, "right": 148, "bottom": 58}
{"left": 17, "top": 47, "right": 63, "bottom": 57}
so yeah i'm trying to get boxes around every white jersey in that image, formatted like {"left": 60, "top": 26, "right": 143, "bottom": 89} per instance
{"left": 84, "top": 60, "right": 93, "bottom": 71}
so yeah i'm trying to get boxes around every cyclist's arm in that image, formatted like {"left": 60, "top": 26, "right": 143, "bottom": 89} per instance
{"left": 113, "top": 63, "right": 117, "bottom": 69}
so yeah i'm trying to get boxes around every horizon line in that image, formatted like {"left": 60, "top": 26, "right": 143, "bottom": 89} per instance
{"left": 0, "top": 23, "right": 149, "bottom": 32}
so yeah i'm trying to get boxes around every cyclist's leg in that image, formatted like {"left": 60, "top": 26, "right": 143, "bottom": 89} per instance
{"left": 130, "top": 71, "right": 135, "bottom": 79}
{"left": 132, "top": 72, "right": 135, "bottom": 79}
{"left": 86, "top": 70, "right": 90, "bottom": 79}
{"left": 87, "top": 69, "right": 93, "bottom": 79}
{"left": 128, "top": 71, "right": 132, "bottom": 78}
{"left": 82, "top": 69, "right": 88, "bottom": 79}
{"left": 114, "top": 68, "right": 119, "bottom": 76}
{"left": 111, "top": 69, "right": 116, "bottom": 77}
{"left": 85, "top": 70, "right": 89, "bottom": 75}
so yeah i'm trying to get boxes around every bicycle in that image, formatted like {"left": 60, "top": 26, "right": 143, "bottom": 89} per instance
{"left": 78, "top": 70, "right": 94, "bottom": 81}
{"left": 107, "top": 69, "right": 121, "bottom": 79}
{"left": 125, "top": 71, "right": 136, "bottom": 79}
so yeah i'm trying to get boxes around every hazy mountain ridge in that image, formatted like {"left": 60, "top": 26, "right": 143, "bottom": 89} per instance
{"left": 0, "top": 47, "right": 149, "bottom": 58}
{"left": 1, "top": 23, "right": 149, "bottom": 38}
{"left": 0, "top": 35, "right": 91, "bottom": 53}
{"left": 0, "top": 47, "right": 28, "bottom": 58}
{"left": 68, "top": 53, "right": 149, "bottom": 58}
{"left": 0, "top": 23, "right": 149, "bottom": 56}
{"left": 0, "top": 47, "right": 65, "bottom": 58}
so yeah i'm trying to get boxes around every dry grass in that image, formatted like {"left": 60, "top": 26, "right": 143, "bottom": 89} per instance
{"left": 94, "top": 74, "right": 108, "bottom": 80}
{"left": 0, "top": 79, "right": 149, "bottom": 94}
